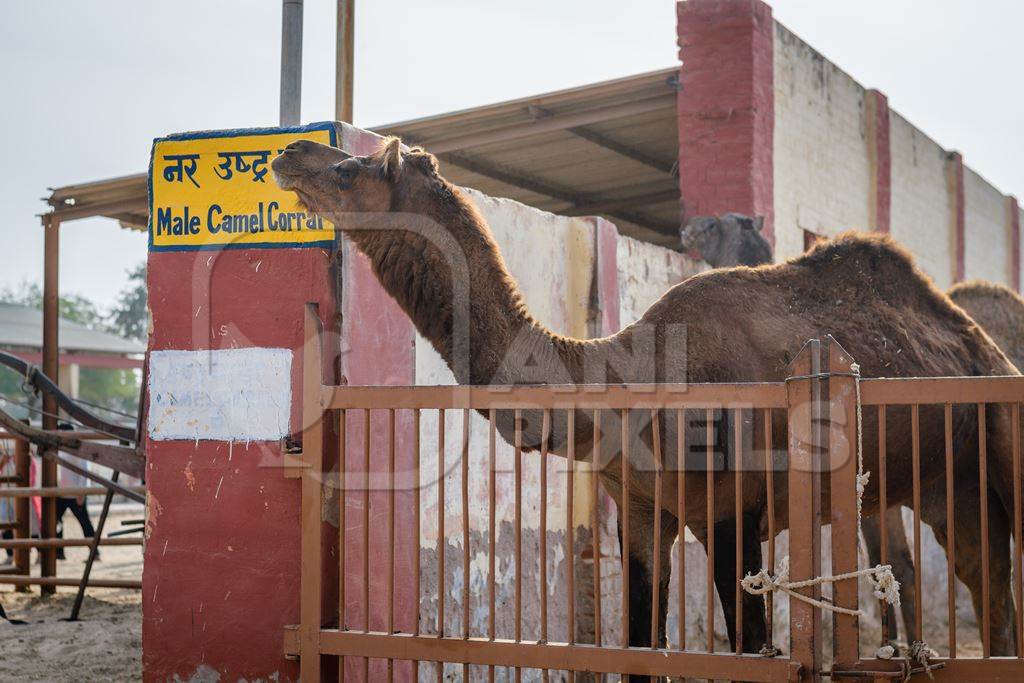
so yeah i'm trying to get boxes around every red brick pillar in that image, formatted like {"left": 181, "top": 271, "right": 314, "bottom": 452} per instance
{"left": 676, "top": 0, "right": 775, "bottom": 245}
{"left": 947, "top": 151, "right": 966, "bottom": 283}
{"left": 144, "top": 123, "right": 415, "bottom": 682}
{"left": 866, "top": 89, "right": 891, "bottom": 233}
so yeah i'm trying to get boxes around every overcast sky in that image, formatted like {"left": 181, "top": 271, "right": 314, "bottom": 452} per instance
{"left": 2, "top": 0, "right": 1021, "bottom": 307}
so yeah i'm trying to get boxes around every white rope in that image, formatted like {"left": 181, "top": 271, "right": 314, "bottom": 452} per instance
{"left": 742, "top": 361, "right": 902, "bottom": 619}
{"left": 741, "top": 557, "right": 899, "bottom": 618}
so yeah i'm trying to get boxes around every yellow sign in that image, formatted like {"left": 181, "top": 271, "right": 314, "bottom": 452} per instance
{"left": 149, "top": 123, "right": 337, "bottom": 251}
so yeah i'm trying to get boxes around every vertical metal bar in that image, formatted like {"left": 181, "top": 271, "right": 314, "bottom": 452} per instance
{"left": 279, "top": 0, "right": 304, "bottom": 125}
{"left": 705, "top": 407, "right": 715, "bottom": 654}
{"left": 763, "top": 409, "right": 774, "bottom": 651}
{"left": 944, "top": 403, "right": 956, "bottom": 658}
{"left": 912, "top": 404, "right": 924, "bottom": 648}
{"left": 363, "top": 408, "right": 371, "bottom": 681}
{"left": 733, "top": 409, "right": 744, "bottom": 654}
{"left": 413, "top": 408, "right": 420, "bottom": 681}
{"left": 339, "top": 408, "right": 346, "bottom": 683}
{"left": 677, "top": 408, "right": 686, "bottom": 652}
{"left": 1013, "top": 402, "right": 1023, "bottom": 658}
{"left": 299, "top": 304, "right": 324, "bottom": 682}
{"left": 827, "top": 339, "right": 861, "bottom": 669}
{"left": 515, "top": 409, "right": 523, "bottom": 683}
{"left": 387, "top": 408, "right": 395, "bottom": 682}
{"left": 621, "top": 408, "right": 631, "bottom": 648}
{"left": 13, "top": 435, "right": 30, "bottom": 580}
{"left": 540, "top": 410, "right": 550, "bottom": 642}
{"left": 651, "top": 410, "right": 663, "bottom": 649}
{"left": 566, "top": 409, "right": 576, "bottom": 647}
{"left": 40, "top": 215, "right": 59, "bottom": 593}
{"left": 437, "top": 408, "right": 445, "bottom": 683}
{"left": 592, "top": 409, "right": 602, "bottom": 648}
{"left": 787, "top": 341, "right": 822, "bottom": 681}
{"left": 461, "top": 408, "right": 470, "bottom": 682}
{"left": 540, "top": 410, "right": 550, "bottom": 682}
{"left": 979, "top": 403, "right": 991, "bottom": 657}
{"left": 334, "top": 0, "right": 354, "bottom": 122}
{"left": 879, "top": 405, "right": 890, "bottom": 646}
{"left": 70, "top": 471, "right": 118, "bottom": 620}
{"left": 488, "top": 409, "right": 497, "bottom": 683}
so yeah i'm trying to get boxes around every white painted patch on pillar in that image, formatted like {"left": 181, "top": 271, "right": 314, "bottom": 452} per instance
{"left": 148, "top": 348, "right": 292, "bottom": 441}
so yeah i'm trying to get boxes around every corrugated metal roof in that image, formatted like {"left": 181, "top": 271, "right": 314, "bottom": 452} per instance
{"left": 44, "top": 68, "right": 683, "bottom": 246}
{"left": 0, "top": 303, "right": 144, "bottom": 355}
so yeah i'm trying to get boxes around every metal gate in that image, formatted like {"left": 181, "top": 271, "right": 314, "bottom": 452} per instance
{"left": 285, "top": 305, "right": 1024, "bottom": 681}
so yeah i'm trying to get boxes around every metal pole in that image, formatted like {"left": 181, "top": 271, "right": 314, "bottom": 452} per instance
{"left": 41, "top": 214, "right": 60, "bottom": 594}
{"left": 69, "top": 470, "right": 118, "bottom": 621}
{"left": 335, "top": 0, "right": 354, "bottom": 123}
{"left": 280, "top": 0, "right": 304, "bottom": 126}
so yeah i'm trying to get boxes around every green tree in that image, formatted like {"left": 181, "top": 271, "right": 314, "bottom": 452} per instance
{"left": 109, "top": 263, "right": 147, "bottom": 342}
{"left": 0, "top": 270, "right": 146, "bottom": 419}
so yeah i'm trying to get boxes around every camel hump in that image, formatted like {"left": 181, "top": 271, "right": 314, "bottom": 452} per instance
{"left": 792, "top": 230, "right": 919, "bottom": 277}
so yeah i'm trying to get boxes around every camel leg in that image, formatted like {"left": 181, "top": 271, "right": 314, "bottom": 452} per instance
{"left": 862, "top": 508, "right": 918, "bottom": 643}
{"left": 710, "top": 513, "right": 768, "bottom": 654}
{"left": 922, "top": 481, "right": 1016, "bottom": 656}
{"left": 615, "top": 506, "right": 678, "bottom": 682}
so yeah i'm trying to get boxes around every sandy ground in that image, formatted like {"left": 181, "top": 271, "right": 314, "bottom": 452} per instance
{"left": 0, "top": 505, "right": 143, "bottom": 682}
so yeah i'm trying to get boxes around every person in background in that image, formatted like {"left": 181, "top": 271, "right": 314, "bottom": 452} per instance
{"left": 0, "top": 449, "right": 13, "bottom": 564}
{"left": 55, "top": 423, "right": 97, "bottom": 560}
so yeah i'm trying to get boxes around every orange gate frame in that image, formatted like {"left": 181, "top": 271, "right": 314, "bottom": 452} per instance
{"left": 286, "top": 303, "right": 1024, "bottom": 681}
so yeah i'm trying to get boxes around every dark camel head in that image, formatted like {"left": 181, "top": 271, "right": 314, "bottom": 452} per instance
{"left": 679, "top": 213, "right": 770, "bottom": 268}
{"left": 271, "top": 136, "right": 435, "bottom": 218}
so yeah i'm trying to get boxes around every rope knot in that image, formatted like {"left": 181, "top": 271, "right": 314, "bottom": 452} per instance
{"left": 869, "top": 564, "right": 901, "bottom": 606}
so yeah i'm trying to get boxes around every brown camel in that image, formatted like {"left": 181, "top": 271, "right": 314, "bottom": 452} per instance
{"left": 272, "top": 138, "right": 1022, "bottom": 667}
{"left": 682, "top": 213, "right": 920, "bottom": 644}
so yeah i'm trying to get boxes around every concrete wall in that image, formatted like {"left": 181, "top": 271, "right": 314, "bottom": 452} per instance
{"left": 889, "top": 112, "right": 956, "bottom": 290}
{"left": 773, "top": 22, "right": 872, "bottom": 261}
{"left": 964, "top": 167, "right": 1012, "bottom": 284}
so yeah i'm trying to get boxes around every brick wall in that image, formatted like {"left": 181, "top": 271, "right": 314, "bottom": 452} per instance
{"left": 889, "top": 113, "right": 956, "bottom": 290}
{"left": 676, "top": 0, "right": 1020, "bottom": 293}
{"left": 772, "top": 21, "right": 873, "bottom": 260}
{"left": 964, "top": 167, "right": 1012, "bottom": 284}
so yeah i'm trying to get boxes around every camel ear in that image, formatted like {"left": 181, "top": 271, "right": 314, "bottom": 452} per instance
{"left": 379, "top": 137, "right": 403, "bottom": 181}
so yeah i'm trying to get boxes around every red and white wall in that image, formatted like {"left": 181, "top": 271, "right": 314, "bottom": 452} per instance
{"left": 677, "top": 0, "right": 1023, "bottom": 294}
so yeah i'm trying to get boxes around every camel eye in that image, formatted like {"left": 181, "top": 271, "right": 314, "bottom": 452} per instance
{"left": 333, "top": 163, "right": 358, "bottom": 189}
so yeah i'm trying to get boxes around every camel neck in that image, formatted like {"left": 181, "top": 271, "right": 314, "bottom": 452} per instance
{"left": 344, "top": 185, "right": 586, "bottom": 387}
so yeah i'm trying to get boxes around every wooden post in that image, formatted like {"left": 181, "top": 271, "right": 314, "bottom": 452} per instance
{"left": 299, "top": 303, "right": 324, "bottom": 682}
{"left": 40, "top": 214, "right": 60, "bottom": 593}
{"left": 787, "top": 340, "right": 823, "bottom": 681}
{"left": 827, "top": 337, "right": 861, "bottom": 669}
{"left": 335, "top": 0, "right": 354, "bottom": 123}
{"left": 13, "top": 434, "right": 31, "bottom": 589}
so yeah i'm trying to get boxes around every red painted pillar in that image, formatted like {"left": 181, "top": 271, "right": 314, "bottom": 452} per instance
{"left": 144, "top": 123, "right": 415, "bottom": 682}
{"left": 676, "top": 0, "right": 775, "bottom": 245}
{"left": 866, "top": 89, "right": 891, "bottom": 233}
{"left": 948, "top": 151, "right": 966, "bottom": 283}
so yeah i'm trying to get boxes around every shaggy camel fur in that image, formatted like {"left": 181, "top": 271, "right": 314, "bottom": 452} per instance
{"left": 682, "top": 213, "right": 920, "bottom": 644}
{"left": 273, "top": 138, "right": 1023, "bottom": 668}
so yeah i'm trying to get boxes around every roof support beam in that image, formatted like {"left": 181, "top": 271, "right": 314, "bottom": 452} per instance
{"left": 411, "top": 94, "right": 676, "bottom": 154}
{"left": 559, "top": 189, "right": 679, "bottom": 217}
{"left": 440, "top": 152, "right": 678, "bottom": 234}
{"left": 567, "top": 126, "right": 676, "bottom": 175}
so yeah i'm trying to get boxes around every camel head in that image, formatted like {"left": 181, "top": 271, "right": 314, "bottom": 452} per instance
{"left": 679, "top": 213, "right": 769, "bottom": 267}
{"left": 272, "top": 136, "right": 436, "bottom": 219}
